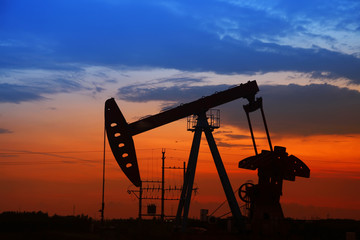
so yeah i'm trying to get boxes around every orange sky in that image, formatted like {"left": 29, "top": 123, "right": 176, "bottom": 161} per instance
{"left": 1, "top": 91, "right": 359, "bottom": 220}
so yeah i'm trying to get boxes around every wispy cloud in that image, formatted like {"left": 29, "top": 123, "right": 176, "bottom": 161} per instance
{"left": 0, "top": 80, "right": 86, "bottom": 104}
{"left": 224, "top": 134, "right": 251, "bottom": 140}
{"left": 0, "top": 67, "right": 118, "bottom": 103}
{"left": 216, "top": 141, "right": 254, "bottom": 149}
{"left": 0, "top": 128, "right": 13, "bottom": 134}
{"left": 0, "top": 149, "right": 99, "bottom": 165}
{"left": 0, "top": 83, "right": 46, "bottom": 103}
{"left": 216, "top": 0, "right": 360, "bottom": 54}
{"left": 117, "top": 76, "right": 221, "bottom": 103}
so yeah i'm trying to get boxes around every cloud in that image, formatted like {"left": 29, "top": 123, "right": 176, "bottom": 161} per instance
{"left": 224, "top": 134, "right": 253, "bottom": 140}
{"left": 222, "top": 84, "right": 360, "bottom": 135}
{"left": 216, "top": 141, "right": 254, "bottom": 149}
{"left": 0, "top": 128, "right": 13, "bottom": 134}
{"left": 0, "top": 83, "right": 46, "bottom": 103}
{"left": 116, "top": 81, "right": 360, "bottom": 135}
{"left": 0, "top": 66, "right": 154, "bottom": 104}
{"left": 0, "top": 149, "right": 98, "bottom": 165}
{"left": 0, "top": 78, "right": 86, "bottom": 103}
{"left": 214, "top": 131, "right": 254, "bottom": 140}
{"left": 1, "top": 1, "right": 360, "bottom": 84}
{"left": 117, "top": 77, "right": 222, "bottom": 103}
{"left": 218, "top": 0, "right": 360, "bottom": 53}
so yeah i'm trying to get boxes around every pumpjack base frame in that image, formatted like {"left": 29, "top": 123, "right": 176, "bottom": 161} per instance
{"left": 175, "top": 112, "right": 243, "bottom": 232}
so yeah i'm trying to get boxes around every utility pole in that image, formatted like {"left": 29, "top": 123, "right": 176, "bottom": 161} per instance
{"left": 139, "top": 182, "right": 142, "bottom": 219}
{"left": 183, "top": 161, "right": 186, "bottom": 186}
{"left": 127, "top": 151, "right": 189, "bottom": 220}
{"left": 161, "top": 149, "right": 165, "bottom": 221}
{"left": 100, "top": 126, "right": 106, "bottom": 224}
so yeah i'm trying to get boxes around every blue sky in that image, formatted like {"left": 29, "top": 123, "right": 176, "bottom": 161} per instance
{"left": 1, "top": 0, "right": 360, "bottom": 76}
{"left": 1, "top": 0, "right": 360, "bottom": 135}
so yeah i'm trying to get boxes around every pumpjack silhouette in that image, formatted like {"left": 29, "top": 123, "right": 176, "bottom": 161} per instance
{"left": 104, "top": 80, "right": 310, "bottom": 234}
{"left": 238, "top": 96, "right": 310, "bottom": 235}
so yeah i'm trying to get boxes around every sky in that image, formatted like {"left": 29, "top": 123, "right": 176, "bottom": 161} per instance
{"left": 0, "top": 0, "right": 360, "bottom": 220}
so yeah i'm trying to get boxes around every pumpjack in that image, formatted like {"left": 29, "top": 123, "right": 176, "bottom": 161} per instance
{"left": 104, "top": 80, "right": 310, "bottom": 233}
{"left": 239, "top": 97, "right": 310, "bottom": 235}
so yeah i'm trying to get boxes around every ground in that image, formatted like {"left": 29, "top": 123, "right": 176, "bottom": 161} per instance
{"left": 0, "top": 212, "right": 359, "bottom": 240}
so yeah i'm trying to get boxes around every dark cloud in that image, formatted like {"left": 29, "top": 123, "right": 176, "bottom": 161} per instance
{"left": 225, "top": 134, "right": 252, "bottom": 140}
{"left": 158, "top": 77, "right": 205, "bottom": 85}
{"left": 214, "top": 131, "right": 252, "bottom": 140}
{"left": 52, "top": 78, "right": 84, "bottom": 92}
{"left": 94, "top": 86, "right": 105, "bottom": 93}
{"left": 216, "top": 141, "right": 254, "bottom": 149}
{"left": 0, "top": 128, "right": 13, "bottom": 134}
{"left": 222, "top": 84, "right": 360, "bottom": 136}
{"left": 117, "top": 77, "right": 228, "bottom": 103}
{"left": 309, "top": 71, "right": 340, "bottom": 80}
{"left": 116, "top": 82, "right": 360, "bottom": 136}
{"left": 0, "top": 83, "right": 46, "bottom": 103}
{"left": 0, "top": 79, "right": 86, "bottom": 103}
{"left": 105, "top": 79, "right": 119, "bottom": 84}
{"left": 0, "top": 149, "right": 98, "bottom": 165}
